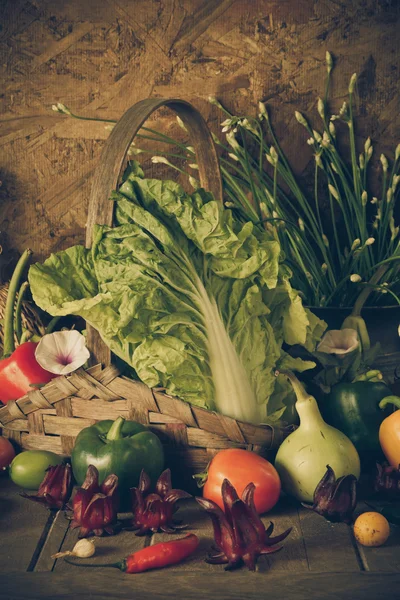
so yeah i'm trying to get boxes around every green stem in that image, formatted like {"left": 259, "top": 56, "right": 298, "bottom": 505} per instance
{"left": 279, "top": 370, "right": 310, "bottom": 402}
{"left": 14, "top": 281, "right": 29, "bottom": 344}
{"left": 352, "top": 264, "right": 389, "bottom": 316}
{"left": 45, "top": 316, "right": 61, "bottom": 334}
{"left": 64, "top": 558, "right": 124, "bottom": 570}
{"left": 379, "top": 396, "right": 400, "bottom": 411}
{"left": 192, "top": 463, "right": 210, "bottom": 488}
{"left": 106, "top": 416, "right": 125, "bottom": 441}
{"left": 3, "top": 249, "right": 33, "bottom": 358}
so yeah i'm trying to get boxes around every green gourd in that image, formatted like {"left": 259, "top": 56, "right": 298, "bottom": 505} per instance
{"left": 274, "top": 372, "right": 361, "bottom": 503}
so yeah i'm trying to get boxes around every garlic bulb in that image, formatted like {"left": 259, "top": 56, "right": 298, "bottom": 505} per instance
{"left": 51, "top": 538, "right": 95, "bottom": 559}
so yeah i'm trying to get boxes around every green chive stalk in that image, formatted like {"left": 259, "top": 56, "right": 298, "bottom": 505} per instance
{"left": 52, "top": 58, "right": 400, "bottom": 308}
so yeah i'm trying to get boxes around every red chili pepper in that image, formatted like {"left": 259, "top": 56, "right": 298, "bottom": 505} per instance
{"left": 65, "top": 533, "right": 199, "bottom": 573}
{"left": 0, "top": 249, "right": 56, "bottom": 404}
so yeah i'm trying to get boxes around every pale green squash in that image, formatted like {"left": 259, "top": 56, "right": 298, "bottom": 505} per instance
{"left": 274, "top": 372, "right": 361, "bottom": 503}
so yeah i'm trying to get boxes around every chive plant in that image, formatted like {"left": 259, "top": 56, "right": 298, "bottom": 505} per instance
{"left": 52, "top": 52, "right": 399, "bottom": 307}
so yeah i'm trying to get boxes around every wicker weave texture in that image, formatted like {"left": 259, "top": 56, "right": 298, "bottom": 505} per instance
{"left": 0, "top": 364, "right": 284, "bottom": 472}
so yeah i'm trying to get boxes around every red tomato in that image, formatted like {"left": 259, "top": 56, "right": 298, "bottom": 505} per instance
{"left": 203, "top": 449, "right": 281, "bottom": 514}
{"left": 0, "top": 437, "right": 15, "bottom": 470}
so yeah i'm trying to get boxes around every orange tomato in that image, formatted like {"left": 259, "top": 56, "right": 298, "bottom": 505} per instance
{"left": 202, "top": 449, "right": 281, "bottom": 514}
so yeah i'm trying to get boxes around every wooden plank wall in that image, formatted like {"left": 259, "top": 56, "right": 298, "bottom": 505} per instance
{"left": 0, "top": 0, "right": 399, "bottom": 261}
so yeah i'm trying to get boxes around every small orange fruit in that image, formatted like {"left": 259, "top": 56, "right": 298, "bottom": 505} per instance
{"left": 353, "top": 512, "right": 390, "bottom": 547}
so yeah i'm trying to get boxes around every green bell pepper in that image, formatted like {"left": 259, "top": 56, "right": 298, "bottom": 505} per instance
{"left": 71, "top": 416, "right": 164, "bottom": 498}
{"left": 319, "top": 381, "right": 393, "bottom": 461}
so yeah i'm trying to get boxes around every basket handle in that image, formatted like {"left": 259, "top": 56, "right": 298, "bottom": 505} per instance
{"left": 85, "top": 98, "right": 223, "bottom": 366}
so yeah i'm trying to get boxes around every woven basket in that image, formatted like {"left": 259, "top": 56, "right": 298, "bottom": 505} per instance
{"left": 0, "top": 99, "right": 288, "bottom": 486}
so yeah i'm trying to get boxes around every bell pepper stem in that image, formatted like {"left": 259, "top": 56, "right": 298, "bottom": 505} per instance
{"left": 14, "top": 281, "right": 29, "bottom": 344}
{"left": 3, "top": 249, "right": 33, "bottom": 358}
{"left": 106, "top": 416, "right": 125, "bottom": 441}
{"left": 353, "top": 369, "right": 383, "bottom": 382}
{"left": 379, "top": 396, "right": 400, "bottom": 411}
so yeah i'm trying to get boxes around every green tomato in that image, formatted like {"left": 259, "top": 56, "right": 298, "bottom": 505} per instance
{"left": 9, "top": 450, "right": 63, "bottom": 490}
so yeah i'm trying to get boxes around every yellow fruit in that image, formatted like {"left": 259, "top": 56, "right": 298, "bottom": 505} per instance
{"left": 353, "top": 512, "right": 390, "bottom": 547}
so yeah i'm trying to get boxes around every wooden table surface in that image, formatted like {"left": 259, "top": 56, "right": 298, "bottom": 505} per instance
{"left": 2, "top": 477, "right": 400, "bottom": 600}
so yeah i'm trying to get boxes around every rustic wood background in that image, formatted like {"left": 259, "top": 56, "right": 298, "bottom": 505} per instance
{"left": 0, "top": 0, "right": 399, "bottom": 262}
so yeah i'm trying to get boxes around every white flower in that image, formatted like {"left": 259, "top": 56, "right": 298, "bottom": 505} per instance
{"left": 295, "top": 111, "right": 308, "bottom": 127}
{"left": 35, "top": 331, "right": 90, "bottom": 375}
{"left": 313, "top": 129, "right": 322, "bottom": 143}
{"left": 328, "top": 184, "right": 339, "bottom": 200}
{"left": 348, "top": 73, "right": 357, "bottom": 94}
{"left": 258, "top": 101, "right": 268, "bottom": 119}
{"left": 380, "top": 154, "right": 389, "bottom": 172}
{"left": 189, "top": 176, "right": 200, "bottom": 189}
{"left": 51, "top": 103, "right": 72, "bottom": 115}
{"left": 317, "top": 329, "right": 359, "bottom": 355}
{"left": 317, "top": 97, "right": 325, "bottom": 119}
{"left": 176, "top": 116, "right": 187, "bottom": 131}
{"left": 151, "top": 156, "right": 171, "bottom": 166}
{"left": 326, "top": 51, "right": 333, "bottom": 72}
{"left": 226, "top": 131, "right": 240, "bottom": 150}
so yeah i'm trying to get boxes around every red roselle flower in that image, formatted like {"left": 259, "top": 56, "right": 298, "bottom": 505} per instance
{"left": 196, "top": 479, "right": 292, "bottom": 571}
{"left": 301, "top": 465, "right": 357, "bottom": 524}
{"left": 129, "top": 468, "right": 191, "bottom": 535}
{"left": 374, "top": 462, "right": 400, "bottom": 499}
{"left": 70, "top": 465, "right": 119, "bottom": 538}
{"left": 21, "top": 463, "right": 72, "bottom": 510}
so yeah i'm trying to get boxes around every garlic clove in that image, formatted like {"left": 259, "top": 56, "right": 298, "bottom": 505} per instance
{"left": 51, "top": 538, "right": 95, "bottom": 560}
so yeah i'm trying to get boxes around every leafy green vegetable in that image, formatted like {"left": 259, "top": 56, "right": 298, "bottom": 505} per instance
{"left": 29, "top": 166, "right": 323, "bottom": 425}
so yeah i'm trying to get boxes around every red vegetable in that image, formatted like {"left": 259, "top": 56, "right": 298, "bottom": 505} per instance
{"left": 21, "top": 463, "right": 72, "bottom": 510}
{"left": 196, "top": 479, "right": 291, "bottom": 571}
{"left": 201, "top": 449, "right": 281, "bottom": 514}
{"left": 301, "top": 465, "right": 357, "bottom": 524}
{"left": 65, "top": 533, "right": 199, "bottom": 573}
{"left": 0, "top": 342, "right": 56, "bottom": 404}
{"left": 0, "top": 249, "right": 55, "bottom": 404}
{"left": 70, "top": 464, "right": 119, "bottom": 537}
{"left": 128, "top": 468, "right": 191, "bottom": 535}
{"left": 0, "top": 437, "right": 15, "bottom": 470}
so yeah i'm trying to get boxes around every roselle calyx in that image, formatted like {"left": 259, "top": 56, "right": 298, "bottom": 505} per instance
{"left": 196, "top": 478, "right": 291, "bottom": 571}
{"left": 374, "top": 462, "right": 400, "bottom": 499}
{"left": 21, "top": 463, "right": 72, "bottom": 510}
{"left": 301, "top": 464, "right": 357, "bottom": 524}
{"left": 70, "top": 464, "right": 119, "bottom": 538}
{"left": 128, "top": 468, "right": 191, "bottom": 535}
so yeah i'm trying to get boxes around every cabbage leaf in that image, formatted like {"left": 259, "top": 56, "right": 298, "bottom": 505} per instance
{"left": 29, "top": 167, "right": 324, "bottom": 424}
